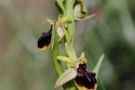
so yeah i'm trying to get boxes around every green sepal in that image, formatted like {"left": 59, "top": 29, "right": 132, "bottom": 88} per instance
{"left": 75, "top": 14, "right": 96, "bottom": 21}
{"left": 55, "top": 68, "right": 77, "bottom": 89}
{"left": 73, "top": 0, "right": 95, "bottom": 21}
{"left": 74, "top": 0, "right": 87, "bottom": 18}
{"left": 51, "top": 21, "right": 63, "bottom": 76}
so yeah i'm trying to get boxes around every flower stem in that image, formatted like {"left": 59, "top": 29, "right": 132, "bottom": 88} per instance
{"left": 53, "top": 0, "right": 77, "bottom": 90}
{"left": 65, "top": 0, "right": 77, "bottom": 60}
{"left": 63, "top": 0, "right": 77, "bottom": 90}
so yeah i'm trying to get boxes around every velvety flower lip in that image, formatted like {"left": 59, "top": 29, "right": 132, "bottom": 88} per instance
{"left": 74, "top": 64, "right": 97, "bottom": 90}
{"left": 37, "top": 26, "right": 52, "bottom": 50}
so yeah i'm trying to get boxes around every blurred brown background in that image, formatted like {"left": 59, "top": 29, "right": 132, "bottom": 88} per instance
{"left": 0, "top": 0, "right": 135, "bottom": 90}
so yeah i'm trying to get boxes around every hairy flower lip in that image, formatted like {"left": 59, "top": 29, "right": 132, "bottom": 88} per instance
{"left": 74, "top": 64, "right": 97, "bottom": 90}
{"left": 37, "top": 26, "right": 52, "bottom": 50}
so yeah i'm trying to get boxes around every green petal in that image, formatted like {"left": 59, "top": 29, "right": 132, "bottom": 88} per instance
{"left": 55, "top": 68, "right": 77, "bottom": 89}
{"left": 93, "top": 54, "right": 105, "bottom": 78}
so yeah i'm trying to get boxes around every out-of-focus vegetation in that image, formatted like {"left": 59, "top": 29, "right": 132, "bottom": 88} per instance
{"left": 0, "top": 0, "right": 135, "bottom": 90}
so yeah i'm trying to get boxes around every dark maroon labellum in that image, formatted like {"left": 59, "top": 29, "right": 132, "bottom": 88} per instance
{"left": 37, "top": 26, "right": 52, "bottom": 50}
{"left": 74, "top": 64, "right": 97, "bottom": 90}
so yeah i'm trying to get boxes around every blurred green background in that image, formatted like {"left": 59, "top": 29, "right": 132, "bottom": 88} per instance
{"left": 0, "top": 0, "right": 135, "bottom": 90}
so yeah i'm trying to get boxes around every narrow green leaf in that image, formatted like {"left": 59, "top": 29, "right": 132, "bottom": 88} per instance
{"left": 93, "top": 54, "right": 105, "bottom": 78}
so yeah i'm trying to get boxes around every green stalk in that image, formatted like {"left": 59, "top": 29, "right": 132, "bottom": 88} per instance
{"left": 66, "top": 0, "right": 75, "bottom": 40}
{"left": 63, "top": 0, "right": 77, "bottom": 90}
{"left": 65, "top": 0, "right": 77, "bottom": 61}
{"left": 53, "top": 0, "right": 77, "bottom": 90}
